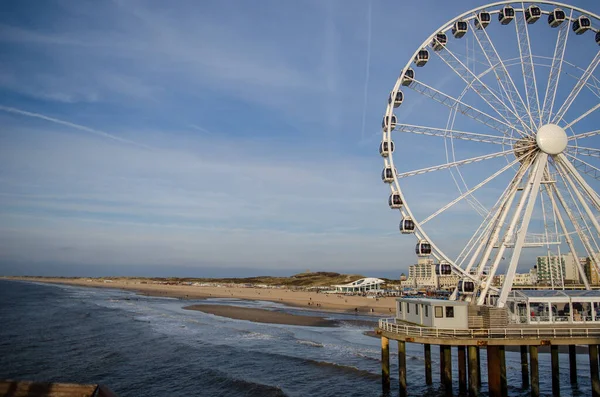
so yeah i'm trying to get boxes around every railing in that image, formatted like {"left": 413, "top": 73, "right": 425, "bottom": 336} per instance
{"left": 378, "top": 318, "right": 600, "bottom": 339}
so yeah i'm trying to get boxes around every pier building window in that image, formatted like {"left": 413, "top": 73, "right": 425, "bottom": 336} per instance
{"left": 415, "top": 304, "right": 419, "bottom": 315}
{"left": 425, "top": 306, "right": 429, "bottom": 317}
{"left": 446, "top": 307, "right": 454, "bottom": 318}
{"left": 407, "top": 303, "right": 410, "bottom": 314}
{"left": 435, "top": 306, "right": 443, "bottom": 318}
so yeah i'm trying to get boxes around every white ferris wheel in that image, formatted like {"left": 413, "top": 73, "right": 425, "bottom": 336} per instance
{"left": 380, "top": 1, "right": 600, "bottom": 308}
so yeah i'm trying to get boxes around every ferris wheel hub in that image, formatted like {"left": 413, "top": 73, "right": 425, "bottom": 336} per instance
{"left": 535, "top": 124, "right": 568, "bottom": 155}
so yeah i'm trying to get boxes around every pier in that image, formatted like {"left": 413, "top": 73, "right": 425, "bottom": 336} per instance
{"left": 377, "top": 319, "right": 600, "bottom": 396}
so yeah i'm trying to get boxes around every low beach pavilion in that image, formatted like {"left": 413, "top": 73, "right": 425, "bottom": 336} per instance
{"left": 332, "top": 278, "right": 385, "bottom": 293}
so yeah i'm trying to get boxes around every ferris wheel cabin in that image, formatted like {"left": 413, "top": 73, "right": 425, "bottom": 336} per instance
{"left": 399, "top": 217, "right": 414, "bottom": 234}
{"left": 431, "top": 33, "right": 447, "bottom": 51}
{"left": 381, "top": 166, "right": 396, "bottom": 183}
{"left": 573, "top": 15, "right": 591, "bottom": 35}
{"left": 452, "top": 21, "right": 468, "bottom": 38}
{"left": 389, "top": 91, "right": 403, "bottom": 107}
{"left": 525, "top": 5, "right": 542, "bottom": 24}
{"left": 548, "top": 8, "right": 566, "bottom": 27}
{"left": 401, "top": 68, "right": 414, "bottom": 86}
{"left": 388, "top": 192, "right": 403, "bottom": 209}
{"left": 415, "top": 240, "right": 432, "bottom": 256}
{"left": 382, "top": 114, "right": 397, "bottom": 130}
{"left": 498, "top": 6, "right": 515, "bottom": 25}
{"left": 596, "top": 31, "right": 600, "bottom": 45}
{"left": 414, "top": 49, "right": 429, "bottom": 67}
{"left": 458, "top": 279, "right": 475, "bottom": 294}
{"left": 379, "top": 140, "right": 394, "bottom": 157}
{"left": 475, "top": 11, "right": 491, "bottom": 29}
{"left": 436, "top": 261, "right": 452, "bottom": 275}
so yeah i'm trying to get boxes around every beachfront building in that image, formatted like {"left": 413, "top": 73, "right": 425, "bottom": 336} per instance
{"left": 536, "top": 253, "right": 582, "bottom": 285}
{"left": 332, "top": 278, "right": 385, "bottom": 293}
{"left": 401, "top": 258, "right": 460, "bottom": 290}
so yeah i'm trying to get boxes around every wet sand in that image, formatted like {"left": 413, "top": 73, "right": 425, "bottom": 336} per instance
{"left": 184, "top": 304, "right": 338, "bottom": 327}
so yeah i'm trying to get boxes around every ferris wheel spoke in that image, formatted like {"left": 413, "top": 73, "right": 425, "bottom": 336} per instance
{"left": 552, "top": 50, "right": 600, "bottom": 125}
{"left": 563, "top": 102, "right": 600, "bottom": 130}
{"left": 470, "top": 16, "right": 533, "bottom": 134}
{"left": 515, "top": 8, "right": 542, "bottom": 129}
{"left": 408, "top": 79, "right": 526, "bottom": 137}
{"left": 421, "top": 154, "right": 527, "bottom": 226}
{"left": 541, "top": 9, "right": 572, "bottom": 125}
{"left": 433, "top": 41, "right": 534, "bottom": 135}
{"left": 396, "top": 124, "right": 520, "bottom": 145}
{"left": 568, "top": 129, "right": 600, "bottom": 141}
{"left": 566, "top": 145, "right": 600, "bottom": 159}
{"left": 395, "top": 149, "right": 514, "bottom": 179}
{"left": 563, "top": 153, "right": 600, "bottom": 182}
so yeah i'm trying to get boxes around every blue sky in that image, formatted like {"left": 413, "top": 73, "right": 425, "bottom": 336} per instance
{"left": 0, "top": 0, "right": 598, "bottom": 278}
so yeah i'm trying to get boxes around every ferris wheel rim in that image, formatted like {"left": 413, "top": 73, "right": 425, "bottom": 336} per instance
{"left": 381, "top": 0, "right": 600, "bottom": 294}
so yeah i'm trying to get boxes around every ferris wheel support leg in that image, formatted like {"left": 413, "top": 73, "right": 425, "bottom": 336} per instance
{"left": 474, "top": 161, "right": 533, "bottom": 305}
{"left": 556, "top": 157, "right": 600, "bottom": 238}
{"left": 496, "top": 153, "right": 548, "bottom": 308}
{"left": 549, "top": 178, "right": 600, "bottom": 284}
{"left": 557, "top": 154, "right": 600, "bottom": 222}
{"left": 544, "top": 182, "right": 590, "bottom": 290}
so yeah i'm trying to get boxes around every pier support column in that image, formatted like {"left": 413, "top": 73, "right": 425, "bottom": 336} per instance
{"left": 442, "top": 345, "right": 453, "bottom": 396}
{"left": 499, "top": 345, "right": 507, "bottom": 396}
{"left": 476, "top": 347, "right": 482, "bottom": 387}
{"left": 569, "top": 345, "right": 577, "bottom": 384}
{"left": 520, "top": 345, "right": 529, "bottom": 388}
{"left": 398, "top": 341, "right": 407, "bottom": 397}
{"left": 590, "top": 344, "right": 600, "bottom": 397}
{"left": 468, "top": 346, "right": 479, "bottom": 397}
{"left": 458, "top": 346, "right": 466, "bottom": 394}
{"left": 424, "top": 344, "right": 432, "bottom": 385}
{"left": 381, "top": 336, "right": 390, "bottom": 392}
{"left": 551, "top": 345, "right": 560, "bottom": 396}
{"left": 487, "top": 345, "right": 502, "bottom": 397}
{"left": 529, "top": 345, "right": 539, "bottom": 397}
{"left": 440, "top": 345, "right": 445, "bottom": 385}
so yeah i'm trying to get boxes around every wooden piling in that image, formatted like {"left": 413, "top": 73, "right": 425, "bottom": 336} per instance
{"left": 551, "top": 345, "right": 560, "bottom": 396}
{"left": 569, "top": 345, "right": 577, "bottom": 384}
{"left": 398, "top": 340, "right": 407, "bottom": 397}
{"left": 467, "top": 345, "right": 478, "bottom": 397}
{"left": 443, "top": 345, "right": 453, "bottom": 396}
{"left": 499, "top": 345, "right": 507, "bottom": 396}
{"left": 529, "top": 345, "right": 539, "bottom": 397}
{"left": 381, "top": 336, "right": 390, "bottom": 392}
{"left": 440, "top": 344, "right": 445, "bottom": 385}
{"left": 458, "top": 346, "right": 466, "bottom": 394}
{"left": 590, "top": 344, "right": 600, "bottom": 397}
{"left": 476, "top": 347, "right": 482, "bottom": 387}
{"left": 424, "top": 343, "right": 432, "bottom": 385}
{"left": 487, "top": 345, "right": 501, "bottom": 397}
{"left": 520, "top": 345, "right": 529, "bottom": 388}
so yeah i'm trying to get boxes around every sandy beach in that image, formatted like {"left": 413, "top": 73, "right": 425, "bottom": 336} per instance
{"left": 6, "top": 277, "right": 397, "bottom": 316}
{"left": 184, "top": 304, "right": 338, "bottom": 327}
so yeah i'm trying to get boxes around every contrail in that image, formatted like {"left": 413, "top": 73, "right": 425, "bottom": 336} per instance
{"left": 0, "top": 105, "right": 153, "bottom": 150}
{"left": 359, "top": 0, "right": 373, "bottom": 142}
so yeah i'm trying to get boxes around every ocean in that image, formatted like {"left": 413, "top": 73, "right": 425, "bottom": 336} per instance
{"left": 0, "top": 280, "right": 594, "bottom": 396}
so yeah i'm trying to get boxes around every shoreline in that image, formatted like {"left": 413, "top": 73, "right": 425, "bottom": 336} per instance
{"left": 2, "top": 277, "right": 397, "bottom": 316}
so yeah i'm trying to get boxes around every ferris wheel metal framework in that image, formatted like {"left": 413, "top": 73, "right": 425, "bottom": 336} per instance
{"left": 381, "top": 1, "right": 600, "bottom": 308}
